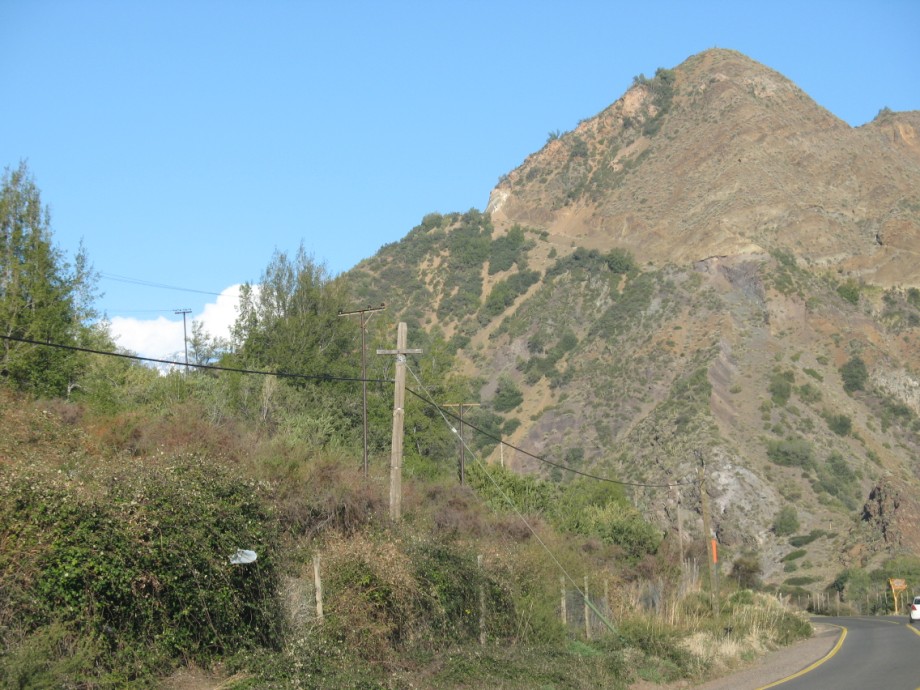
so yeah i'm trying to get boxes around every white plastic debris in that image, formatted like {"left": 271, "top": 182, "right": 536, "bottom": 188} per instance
{"left": 229, "top": 549, "right": 258, "bottom": 565}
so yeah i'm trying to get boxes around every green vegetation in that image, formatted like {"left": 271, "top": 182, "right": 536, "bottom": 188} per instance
{"left": 520, "top": 328, "right": 578, "bottom": 384}
{"left": 797, "top": 382, "right": 822, "bottom": 404}
{"left": 0, "top": 169, "right": 822, "bottom": 687}
{"left": 772, "top": 506, "right": 800, "bottom": 536}
{"left": 788, "top": 530, "right": 829, "bottom": 547}
{"left": 731, "top": 551, "right": 763, "bottom": 589}
{"left": 0, "top": 454, "right": 282, "bottom": 683}
{"left": 479, "top": 269, "right": 540, "bottom": 323}
{"left": 0, "top": 163, "right": 100, "bottom": 396}
{"left": 781, "top": 549, "right": 807, "bottom": 563}
{"left": 769, "top": 369, "right": 794, "bottom": 405}
{"left": 488, "top": 225, "right": 534, "bottom": 275}
{"left": 632, "top": 68, "right": 677, "bottom": 136}
{"left": 467, "top": 466, "right": 661, "bottom": 560}
{"left": 492, "top": 374, "right": 524, "bottom": 412}
{"left": 766, "top": 437, "right": 814, "bottom": 469}
{"left": 768, "top": 249, "right": 806, "bottom": 296}
{"left": 813, "top": 452, "right": 859, "bottom": 509}
{"left": 839, "top": 356, "right": 868, "bottom": 393}
{"left": 823, "top": 411, "right": 852, "bottom": 436}
{"left": 836, "top": 280, "right": 861, "bottom": 305}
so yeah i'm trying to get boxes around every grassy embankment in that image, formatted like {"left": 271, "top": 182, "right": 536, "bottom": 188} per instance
{"left": 0, "top": 387, "right": 811, "bottom": 688}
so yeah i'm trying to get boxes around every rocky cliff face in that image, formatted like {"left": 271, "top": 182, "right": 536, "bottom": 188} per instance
{"left": 488, "top": 49, "right": 920, "bottom": 287}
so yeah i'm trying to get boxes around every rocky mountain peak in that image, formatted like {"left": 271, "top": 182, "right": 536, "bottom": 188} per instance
{"left": 488, "top": 48, "right": 920, "bottom": 287}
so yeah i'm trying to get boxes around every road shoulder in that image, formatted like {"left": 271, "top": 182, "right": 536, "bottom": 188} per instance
{"left": 689, "top": 622, "right": 841, "bottom": 690}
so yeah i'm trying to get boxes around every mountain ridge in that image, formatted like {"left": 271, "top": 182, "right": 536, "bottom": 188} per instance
{"left": 351, "top": 47, "right": 920, "bottom": 586}
{"left": 486, "top": 48, "right": 920, "bottom": 287}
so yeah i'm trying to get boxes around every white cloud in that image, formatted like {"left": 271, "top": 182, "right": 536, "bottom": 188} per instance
{"left": 108, "top": 285, "right": 243, "bottom": 362}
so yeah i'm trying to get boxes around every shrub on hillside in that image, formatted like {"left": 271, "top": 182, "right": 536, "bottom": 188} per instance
{"left": 766, "top": 437, "right": 814, "bottom": 469}
{"left": 0, "top": 457, "right": 283, "bottom": 683}
{"left": 772, "top": 505, "right": 799, "bottom": 536}
{"left": 839, "top": 356, "right": 868, "bottom": 393}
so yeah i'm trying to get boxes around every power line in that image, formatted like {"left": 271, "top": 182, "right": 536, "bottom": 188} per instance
{"left": 3, "top": 333, "right": 694, "bottom": 489}
{"left": 102, "top": 309, "right": 180, "bottom": 314}
{"left": 405, "top": 363, "right": 618, "bottom": 633}
{"left": 100, "top": 272, "right": 227, "bottom": 297}
{"left": 404, "top": 385, "right": 694, "bottom": 489}
{"left": 0, "top": 334, "right": 386, "bottom": 386}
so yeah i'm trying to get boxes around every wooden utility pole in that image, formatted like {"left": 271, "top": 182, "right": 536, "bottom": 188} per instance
{"left": 339, "top": 303, "right": 385, "bottom": 476}
{"left": 174, "top": 309, "right": 191, "bottom": 373}
{"left": 313, "top": 554, "right": 324, "bottom": 622}
{"left": 560, "top": 577, "right": 567, "bottom": 626}
{"left": 584, "top": 576, "right": 591, "bottom": 640}
{"left": 442, "top": 402, "right": 480, "bottom": 484}
{"left": 376, "top": 322, "right": 422, "bottom": 521}
{"left": 478, "top": 554, "right": 486, "bottom": 645}
{"left": 672, "top": 483, "right": 685, "bottom": 566}
{"left": 697, "top": 451, "right": 719, "bottom": 614}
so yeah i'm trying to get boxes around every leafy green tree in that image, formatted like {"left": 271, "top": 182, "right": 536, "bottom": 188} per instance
{"left": 766, "top": 437, "right": 814, "bottom": 469}
{"left": 772, "top": 505, "right": 799, "bottom": 536}
{"left": 0, "top": 162, "right": 98, "bottom": 396}
{"left": 837, "top": 280, "right": 861, "bottom": 305}
{"left": 492, "top": 374, "right": 523, "bottom": 413}
{"left": 839, "top": 356, "right": 868, "bottom": 393}
{"left": 188, "top": 319, "right": 229, "bottom": 366}
{"left": 231, "top": 244, "right": 353, "bottom": 378}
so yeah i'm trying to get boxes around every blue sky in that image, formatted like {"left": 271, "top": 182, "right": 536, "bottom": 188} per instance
{"left": 2, "top": 1, "right": 918, "bottom": 358}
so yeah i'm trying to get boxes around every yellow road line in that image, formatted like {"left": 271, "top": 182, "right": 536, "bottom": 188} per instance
{"left": 756, "top": 624, "right": 847, "bottom": 690}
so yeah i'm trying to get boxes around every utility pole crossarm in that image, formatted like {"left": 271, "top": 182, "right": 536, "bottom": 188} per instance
{"left": 174, "top": 309, "right": 191, "bottom": 373}
{"left": 442, "top": 402, "right": 481, "bottom": 485}
{"left": 376, "top": 322, "right": 422, "bottom": 521}
{"left": 339, "top": 303, "right": 385, "bottom": 476}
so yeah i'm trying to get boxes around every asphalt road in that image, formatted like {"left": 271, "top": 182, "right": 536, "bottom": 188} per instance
{"left": 759, "top": 616, "right": 920, "bottom": 690}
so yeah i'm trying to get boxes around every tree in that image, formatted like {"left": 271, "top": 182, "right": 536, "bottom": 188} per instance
{"left": 492, "top": 375, "right": 523, "bottom": 413}
{"left": 188, "top": 320, "right": 229, "bottom": 367}
{"left": 231, "top": 244, "right": 353, "bottom": 377}
{"left": 731, "top": 550, "right": 763, "bottom": 589}
{"left": 839, "top": 356, "right": 868, "bottom": 394}
{"left": 0, "top": 162, "right": 98, "bottom": 396}
{"left": 772, "top": 505, "right": 799, "bottom": 536}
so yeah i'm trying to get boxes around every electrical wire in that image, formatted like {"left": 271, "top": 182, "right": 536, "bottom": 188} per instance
{"left": 3, "top": 333, "right": 695, "bottom": 489}
{"left": 404, "top": 383, "right": 694, "bottom": 489}
{"left": 100, "top": 272, "right": 227, "bottom": 297}
{"left": 405, "top": 362, "right": 617, "bottom": 633}
{"left": 0, "top": 334, "right": 387, "bottom": 386}
{"left": 5, "top": 332, "right": 696, "bottom": 631}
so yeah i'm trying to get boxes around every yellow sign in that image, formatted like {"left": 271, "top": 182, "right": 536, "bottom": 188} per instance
{"left": 889, "top": 578, "right": 908, "bottom": 615}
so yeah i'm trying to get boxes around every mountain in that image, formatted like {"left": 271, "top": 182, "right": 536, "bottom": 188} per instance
{"left": 350, "top": 48, "right": 920, "bottom": 587}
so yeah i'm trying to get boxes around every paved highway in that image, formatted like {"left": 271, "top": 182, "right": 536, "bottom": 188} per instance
{"left": 760, "top": 616, "right": 920, "bottom": 690}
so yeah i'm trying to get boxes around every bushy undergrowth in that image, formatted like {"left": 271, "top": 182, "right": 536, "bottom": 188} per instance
{"left": 0, "top": 435, "right": 283, "bottom": 685}
{"left": 0, "top": 390, "right": 814, "bottom": 688}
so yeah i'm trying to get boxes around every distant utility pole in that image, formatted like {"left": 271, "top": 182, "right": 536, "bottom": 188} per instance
{"left": 696, "top": 450, "right": 719, "bottom": 615}
{"left": 339, "top": 303, "right": 385, "bottom": 476}
{"left": 174, "top": 309, "right": 191, "bottom": 373}
{"left": 671, "top": 482, "right": 685, "bottom": 567}
{"left": 442, "top": 402, "right": 480, "bottom": 485}
{"left": 376, "top": 322, "right": 422, "bottom": 520}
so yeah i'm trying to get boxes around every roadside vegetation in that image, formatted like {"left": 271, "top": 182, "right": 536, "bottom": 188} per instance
{"left": 1, "top": 164, "right": 813, "bottom": 687}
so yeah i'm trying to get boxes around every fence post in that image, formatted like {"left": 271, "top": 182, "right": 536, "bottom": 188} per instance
{"left": 478, "top": 554, "right": 486, "bottom": 645}
{"left": 604, "top": 578, "right": 610, "bottom": 626}
{"left": 313, "top": 554, "right": 324, "bottom": 622}
{"left": 561, "top": 577, "right": 567, "bottom": 626}
{"left": 584, "top": 576, "right": 591, "bottom": 640}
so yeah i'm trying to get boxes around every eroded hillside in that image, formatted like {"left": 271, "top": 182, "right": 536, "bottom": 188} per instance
{"left": 350, "top": 48, "right": 920, "bottom": 587}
